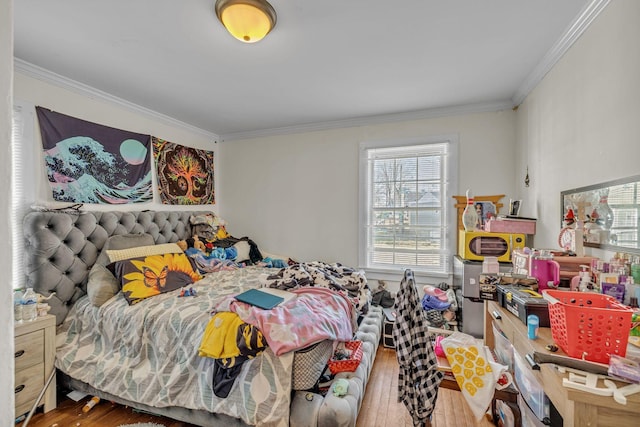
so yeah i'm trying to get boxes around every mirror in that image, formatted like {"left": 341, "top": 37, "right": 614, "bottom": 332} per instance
{"left": 561, "top": 175, "right": 640, "bottom": 254}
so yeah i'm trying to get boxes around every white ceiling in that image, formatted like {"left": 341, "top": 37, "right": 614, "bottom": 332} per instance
{"left": 14, "top": 0, "right": 595, "bottom": 140}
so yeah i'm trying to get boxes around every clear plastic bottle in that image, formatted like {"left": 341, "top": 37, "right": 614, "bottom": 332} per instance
{"left": 14, "top": 289, "right": 23, "bottom": 323}
{"left": 462, "top": 189, "right": 479, "bottom": 231}
{"left": 21, "top": 287, "right": 38, "bottom": 321}
{"left": 82, "top": 396, "right": 100, "bottom": 413}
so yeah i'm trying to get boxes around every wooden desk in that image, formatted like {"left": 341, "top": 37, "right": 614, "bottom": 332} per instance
{"left": 484, "top": 300, "right": 640, "bottom": 427}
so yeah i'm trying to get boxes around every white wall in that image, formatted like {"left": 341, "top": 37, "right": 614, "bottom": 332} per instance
{"left": 7, "top": 70, "right": 221, "bottom": 421}
{"left": 515, "top": 0, "right": 640, "bottom": 254}
{"left": 8, "top": 1, "right": 635, "bottom": 360}
{"left": 1, "top": 0, "right": 14, "bottom": 420}
{"left": 14, "top": 72, "right": 220, "bottom": 213}
{"left": 219, "top": 110, "right": 517, "bottom": 284}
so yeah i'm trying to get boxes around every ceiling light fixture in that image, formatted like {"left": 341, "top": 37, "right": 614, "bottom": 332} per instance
{"left": 215, "top": 0, "right": 277, "bottom": 43}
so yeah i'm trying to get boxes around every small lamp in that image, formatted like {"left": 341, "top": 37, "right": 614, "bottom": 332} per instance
{"left": 215, "top": 0, "right": 277, "bottom": 43}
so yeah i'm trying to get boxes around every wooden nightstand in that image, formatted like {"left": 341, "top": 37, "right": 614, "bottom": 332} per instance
{"left": 14, "top": 314, "right": 56, "bottom": 418}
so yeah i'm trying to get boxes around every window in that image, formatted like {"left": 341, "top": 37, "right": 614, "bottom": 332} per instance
{"left": 12, "top": 102, "right": 36, "bottom": 289}
{"left": 359, "top": 136, "right": 458, "bottom": 275}
{"left": 609, "top": 183, "right": 639, "bottom": 248}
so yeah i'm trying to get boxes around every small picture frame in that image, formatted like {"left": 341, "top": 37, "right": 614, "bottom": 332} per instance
{"left": 474, "top": 201, "right": 496, "bottom": 230}
{"left": 509, "top": 199, "right": 522, "bottom": 217}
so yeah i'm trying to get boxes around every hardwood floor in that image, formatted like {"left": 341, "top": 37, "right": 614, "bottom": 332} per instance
{"left": 19, "top": 346, "right": 495, "bottom": 427}
{"left": 358, "top": 346, "right": 495, "bottom": 427}
{"left": 17, "top": 396, "right": 198, "bottom": 427}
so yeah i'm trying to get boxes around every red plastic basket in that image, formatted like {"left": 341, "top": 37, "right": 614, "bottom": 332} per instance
{"left": 543, "top": 290, "right": 634, "bottom": 364}
{"left": 328, "top": 340, "right": 363, "bottom": 374}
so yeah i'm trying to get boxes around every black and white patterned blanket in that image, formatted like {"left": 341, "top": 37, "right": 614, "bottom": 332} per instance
{"left": 261, "top": 261, "right": 371, "bottom": 314}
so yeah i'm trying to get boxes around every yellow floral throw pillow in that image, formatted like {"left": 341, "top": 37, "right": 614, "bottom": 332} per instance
{"left": 113, "top": 253, "right": 202, "bottom": 305}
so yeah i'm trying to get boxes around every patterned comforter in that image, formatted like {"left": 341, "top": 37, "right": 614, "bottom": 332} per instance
{"left": 56, "top": 266, "right": 294, "bottom": 427}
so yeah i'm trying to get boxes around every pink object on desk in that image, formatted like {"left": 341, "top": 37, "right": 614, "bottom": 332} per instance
{"left": 531, "top": 257, "right": 560, "bottom": 291}
{"left": 434, "top": 335, "right": 446, "bottom": 358}
{"left": 485, "top": 218, "right": 536, "bottom": 234}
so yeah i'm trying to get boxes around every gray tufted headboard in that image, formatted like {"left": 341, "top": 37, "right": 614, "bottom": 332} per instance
{"left": 23, "top": 210, "right": 210, "bottom": 325}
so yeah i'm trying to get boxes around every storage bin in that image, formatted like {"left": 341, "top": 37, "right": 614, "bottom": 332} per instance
{"left": 518, "top": 395, "right": 547, "bottom": 427}
{"left": 382, "top": 307, "right": 395, "bottom": 348}
{"left": 497, "top": 285, "right": 550, "bottom": 327}
{"left": 492, "top": 322, "right": 514, "bottom": 371}
{"left": 543, "top": 290, "right": 634, "bottom": 363}
{"left": 513, "top": 351, "right": 549, "bottom": 422}
{"left": 495, "top": 399, "right": 516, "bottom": 427}
{"left": 328, "top": 340, "right": 363, "bottom": 374}
{"left": 292, "top": 339, "right": 334, "bottom": 390}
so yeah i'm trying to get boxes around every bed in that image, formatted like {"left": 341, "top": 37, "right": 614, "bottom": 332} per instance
{"left": 23, "top": 210, "right": 383, "bottom": 427}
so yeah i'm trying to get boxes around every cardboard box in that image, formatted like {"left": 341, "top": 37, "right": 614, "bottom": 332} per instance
{"left": 479, "top": 274, "right": 500, "bottom": 301}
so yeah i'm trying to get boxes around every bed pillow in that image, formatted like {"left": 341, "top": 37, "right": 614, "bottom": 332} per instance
{"left": 87, "top": 264, "right": 121, "bottom": 307}
{"left": 114, "top": 252, "right": 203, "bottom": 305}
{"left": 106, "top": 242, "right": 183, "bottom": 262}
{"left": 87, "top": 233, "right": 156, "bottom": 307}
{"left": 95, "top": 233, "right": 156, "bottom": 267}
{"left": 233, "top": 240, "right": 252, "bottom": 263}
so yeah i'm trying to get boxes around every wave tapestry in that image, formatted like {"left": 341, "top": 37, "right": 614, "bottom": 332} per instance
{"left": 35, "top": 107, "right": 152, "bottom": 204}
{"left": 152, "top": 137, "right": 215, "bottom": 205}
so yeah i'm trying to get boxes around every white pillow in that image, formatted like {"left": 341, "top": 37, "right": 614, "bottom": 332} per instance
{"left": 87, "top": 264, "right": 120, "bottom": 307}
{"left": 106, "top": 243, "right": 184, "bottom": 262}
{"left": 233, "top": 241, "right": 251, "bottom": 263}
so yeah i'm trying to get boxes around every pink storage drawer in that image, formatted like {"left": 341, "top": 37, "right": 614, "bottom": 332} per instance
{"left": 485, "top": 218, "right": 536, "bottom": 235}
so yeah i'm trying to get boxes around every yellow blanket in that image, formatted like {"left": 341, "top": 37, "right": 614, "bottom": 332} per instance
{"left": 199, "top": 312, "right": 266, "bottom": 365}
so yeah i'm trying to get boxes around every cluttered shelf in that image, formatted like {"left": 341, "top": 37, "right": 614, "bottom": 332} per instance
{"left": 484, "top": 300, "right": 640, "bottom": 427}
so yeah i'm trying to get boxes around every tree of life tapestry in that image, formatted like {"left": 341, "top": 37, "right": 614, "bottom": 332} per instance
{"left": 35, "top": 107, "right": 152, "bottom": 204}
{"left": 152, "top": 137, "right": 215, "bottom": 205}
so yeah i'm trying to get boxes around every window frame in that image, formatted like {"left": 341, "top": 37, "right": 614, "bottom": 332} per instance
{"left": 358, "top": 135, "right": 458, "bottom": 277}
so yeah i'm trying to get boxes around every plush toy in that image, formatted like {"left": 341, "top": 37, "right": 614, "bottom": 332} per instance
{"left": 215, "top": 225, "right": 229, "bottom": 240}
{"left": 177, "top": 235, "right": 207, "bottom": 252}
{"left": 190, "top": 213, "right": 227, "bottom": 242}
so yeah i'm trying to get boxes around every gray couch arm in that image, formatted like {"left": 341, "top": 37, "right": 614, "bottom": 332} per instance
{"left": 290, "top": 306, "right": 384, "bottom": 427}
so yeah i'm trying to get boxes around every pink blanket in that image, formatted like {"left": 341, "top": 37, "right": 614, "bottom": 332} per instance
{"left": 217, "top": 287, "right": 356, "bottom": 355}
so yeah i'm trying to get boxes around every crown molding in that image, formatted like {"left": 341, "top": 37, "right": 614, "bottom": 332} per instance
{"left": 14, "top": 58, "right": 219, "bottom": 140}
{"left": 219, "top": 100, "right": 514, "bottom": 141}
{"left": 512, "top": 0, "right": 610, "bottom": 106}
{"left": 16, "top": 0, "right": 607, "bottom": 144}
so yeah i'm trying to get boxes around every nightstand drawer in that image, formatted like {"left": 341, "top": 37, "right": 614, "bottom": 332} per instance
{"left": 15, "top": 363, "right": 44, "bottom": 414}
{"left": 15, "top": 329, "right": 44, "bottom": 371}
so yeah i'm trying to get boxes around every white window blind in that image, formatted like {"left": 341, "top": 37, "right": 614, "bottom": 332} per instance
{"left": 360, "top": 138, "right": 457, "bottom": 274}
{"left": 12, "top": 103, "right": 36, "bottom": 289}
{"left": 608, "top": 183, "right": 640, "bottom": 248}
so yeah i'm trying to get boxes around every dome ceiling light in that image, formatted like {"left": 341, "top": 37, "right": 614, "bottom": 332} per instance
{"left": 214, "top": 0, "right": 277, "bottom": 43}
